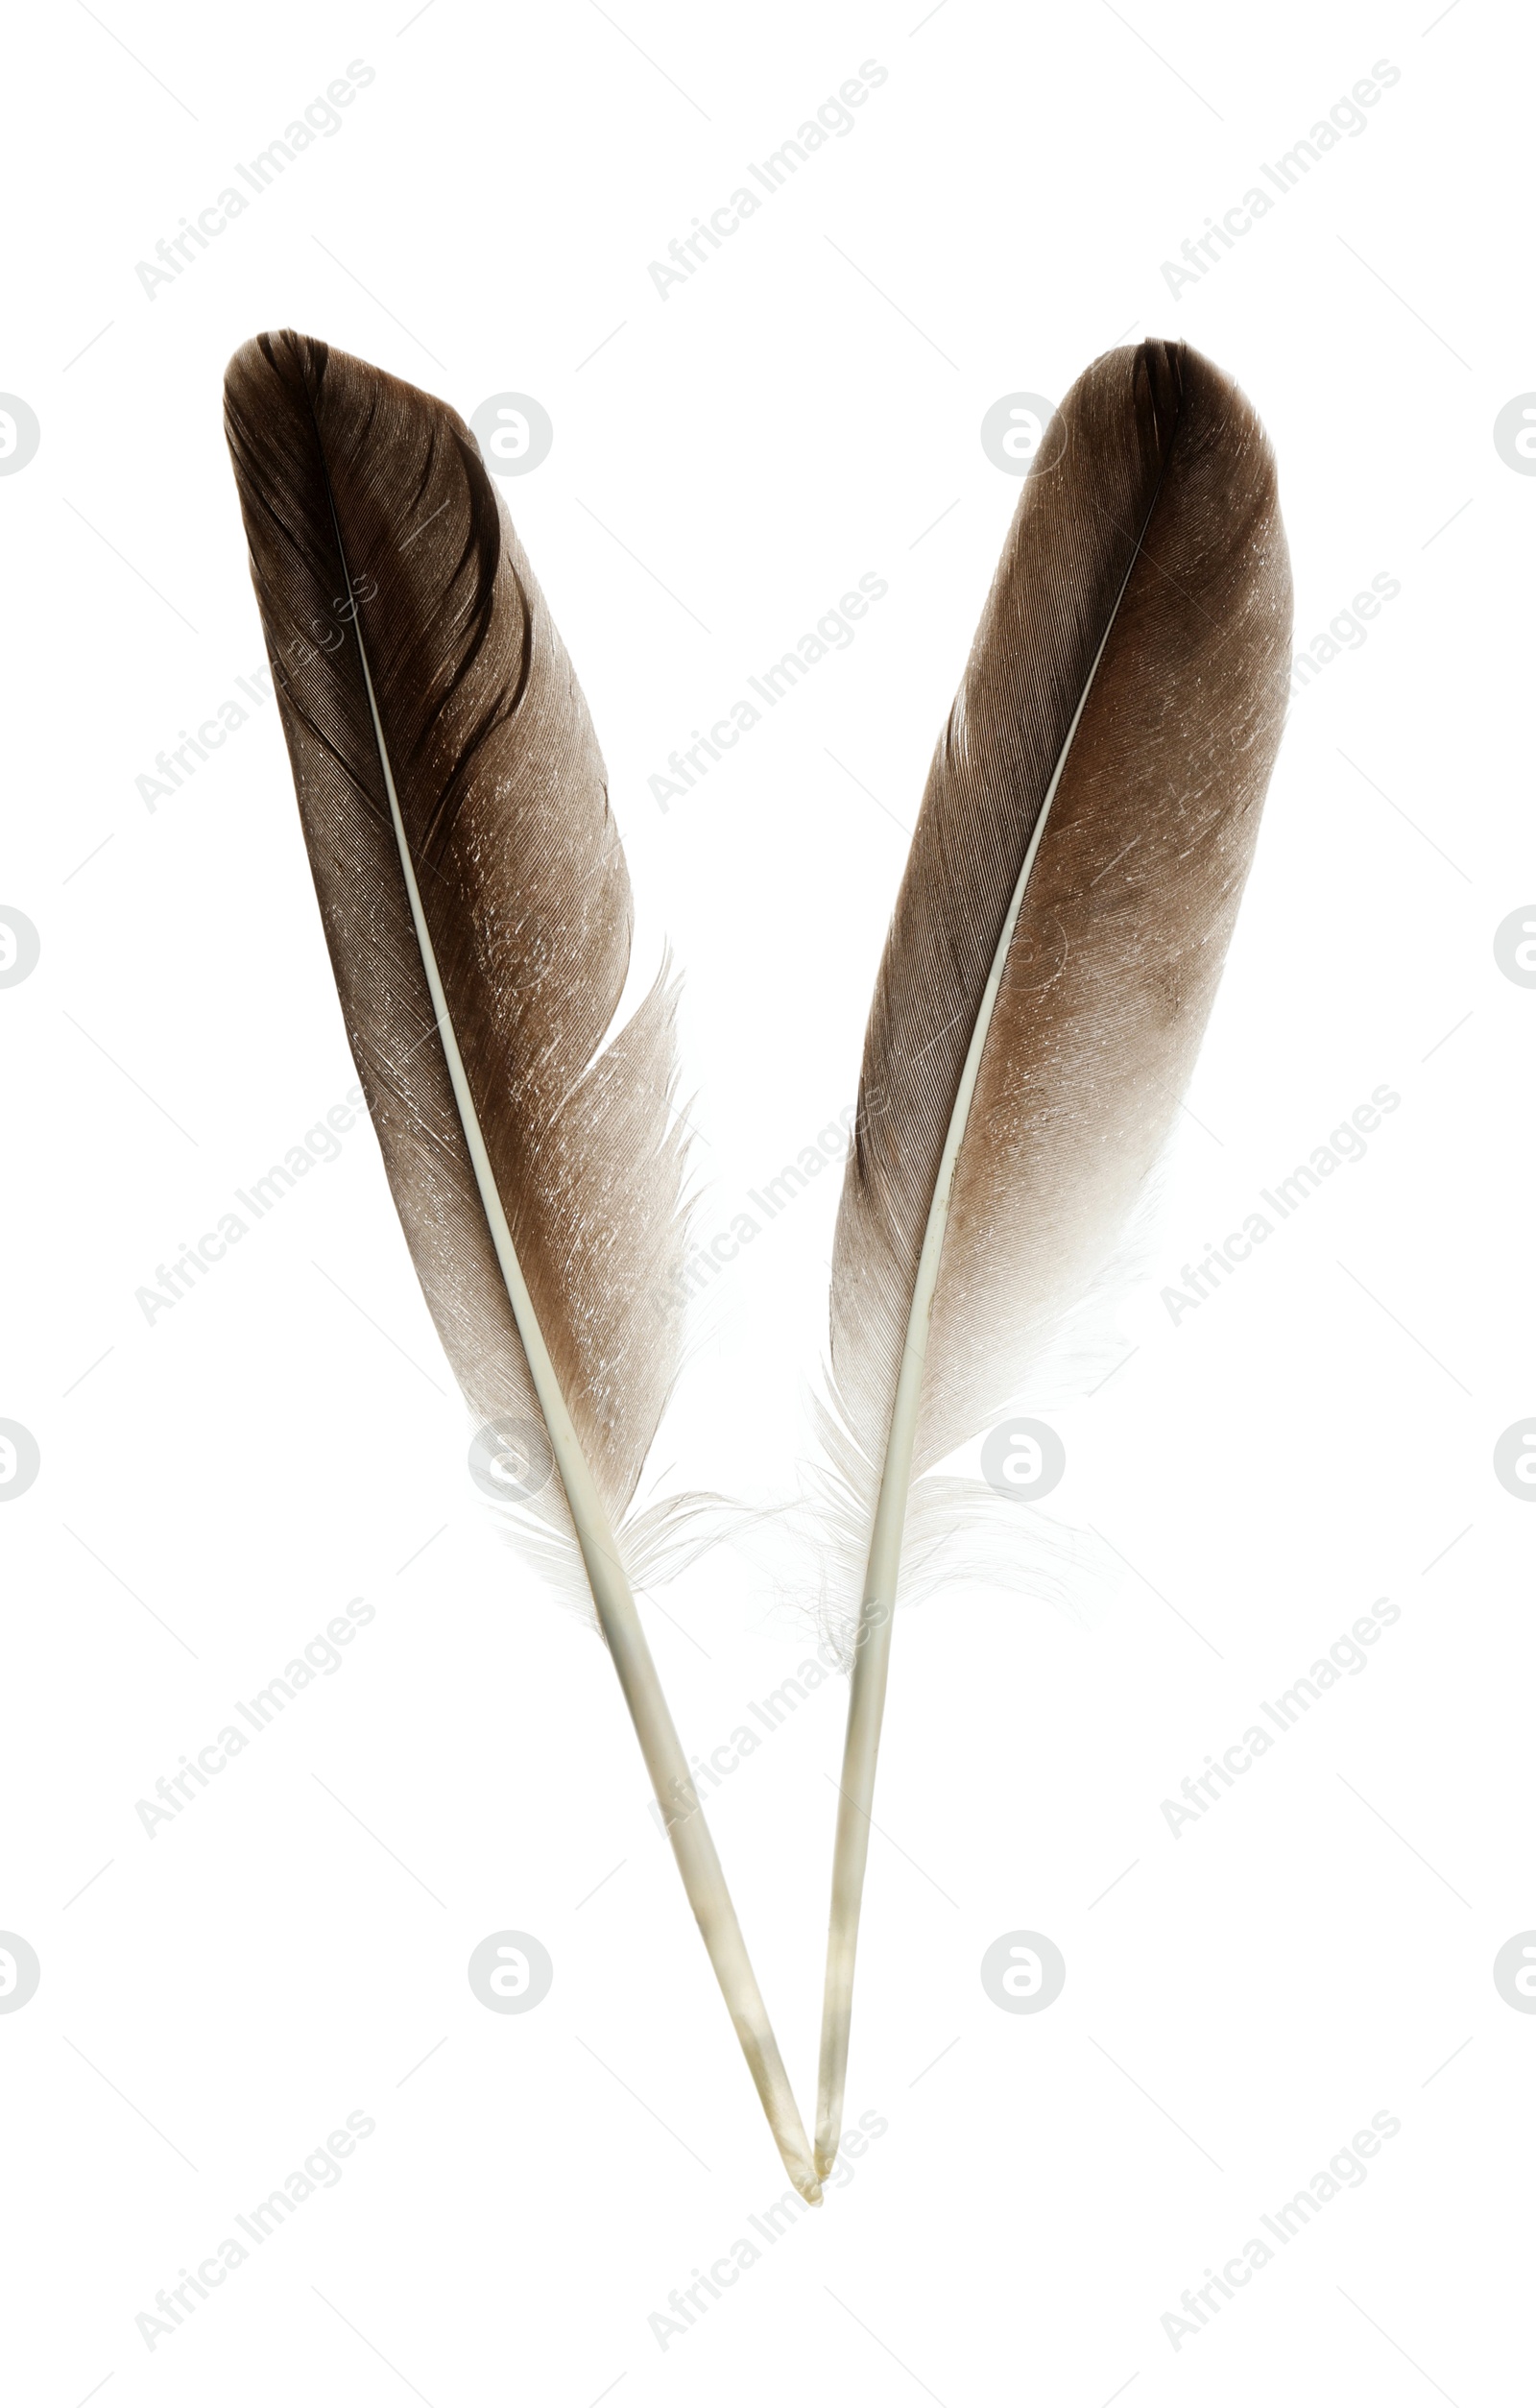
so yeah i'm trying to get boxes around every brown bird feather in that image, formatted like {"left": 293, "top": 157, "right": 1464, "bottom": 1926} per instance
{"left": 223, "top": 330, "right": 683, "bottom": 1565}
{"left": 223, "top": 329, "right": 821, "bottom": 2201}
{"left": 815, "top": 338, "right": 1293, "bottom": 2177}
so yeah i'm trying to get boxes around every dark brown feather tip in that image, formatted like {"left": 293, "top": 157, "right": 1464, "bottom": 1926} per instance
{"left": 224, "top": 333, "right": 686, "bottom": 1525}
{"left": 830, "top": 338, "right": 1293, "bottom": 1470}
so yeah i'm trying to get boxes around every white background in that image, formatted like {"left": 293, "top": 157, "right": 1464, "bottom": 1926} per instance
{"left": 2, "top": 1, "right": 1531, "bottom": 2401}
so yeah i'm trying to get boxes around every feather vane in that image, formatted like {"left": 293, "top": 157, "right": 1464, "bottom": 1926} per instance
{"left": 225, "top": 331, "right": 820, "bottom": 2200}
{"left": 815, "top": 338, "right": 1293, "bottom": 2174}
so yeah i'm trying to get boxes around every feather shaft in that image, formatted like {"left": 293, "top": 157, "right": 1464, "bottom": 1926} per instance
{"left": 814, "top": 540, "right": 1140, "bottom": 2179}
{"left": 225, "top": 331, "right": 819, "bottom": 2200}
{"left": 812, "top": 339, "right": 1291, "bottom": 2179}
{"left": 346, "top": 559, "right": 821, "bottom": 2203}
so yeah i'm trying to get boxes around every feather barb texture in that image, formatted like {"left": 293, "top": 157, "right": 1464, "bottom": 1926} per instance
{"left": 224, "top": 330, "right": 820, "bottom": 2200}
{"left": 815, "top": 338, "right": 1293, "bottom": 2176}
